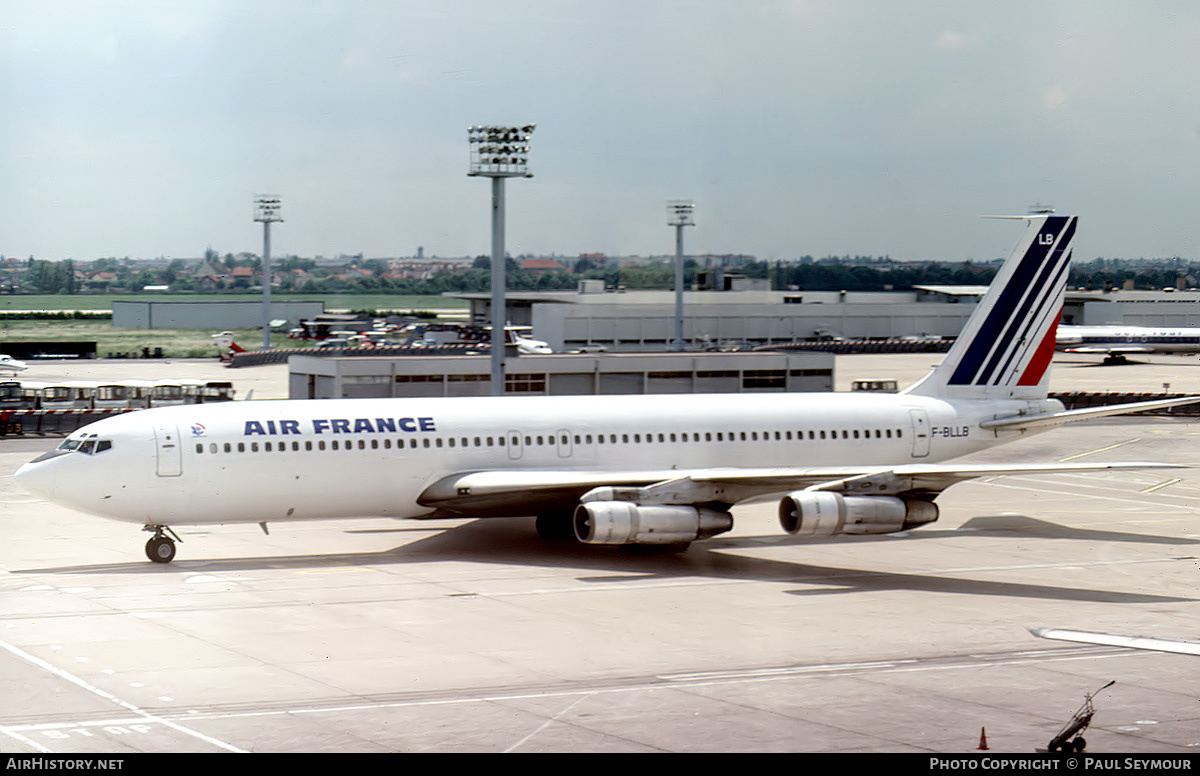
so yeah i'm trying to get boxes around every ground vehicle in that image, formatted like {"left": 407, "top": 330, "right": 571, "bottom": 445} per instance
{"left": 7, "top": 379, "right": 234, "bottom": 410}
{"left": 0, "top": 380, "right": 27, "bottom": 409}
{"left": 851, "top": 378, "right": 899, "bottom": 393}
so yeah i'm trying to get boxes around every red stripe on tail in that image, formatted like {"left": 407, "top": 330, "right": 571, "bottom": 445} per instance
{"left": 1017, "top": 308, "right": 1061, "bottom": 386}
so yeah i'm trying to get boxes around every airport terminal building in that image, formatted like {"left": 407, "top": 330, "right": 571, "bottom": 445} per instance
{"left": 453, "top": 285, "right": 984, "bottom": 352}
{"left": 453, "top": 284, "right": 1200, "bottom": 353}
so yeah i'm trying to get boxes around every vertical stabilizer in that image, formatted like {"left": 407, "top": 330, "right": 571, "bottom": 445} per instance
{"left": 904, "top": 214, "right": 1076, "bottom": 400}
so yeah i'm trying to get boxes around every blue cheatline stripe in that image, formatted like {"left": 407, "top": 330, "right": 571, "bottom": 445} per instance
{"left": 980, "top": 217, "right": 1076, "bottom": 385}
{"left": 947, "top": 216, "right": 1068, "bottom": 385}
{"left": 988, "top": 244, "right": 1073, "bottom": 385}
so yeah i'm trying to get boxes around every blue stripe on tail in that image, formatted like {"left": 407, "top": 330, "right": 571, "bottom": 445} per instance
{"left": 948, "top": 216, "right": 1072, "bottom": 386}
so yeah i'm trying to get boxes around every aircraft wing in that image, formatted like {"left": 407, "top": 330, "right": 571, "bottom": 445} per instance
{"left": 417, "top": 461, "right": 1183, "bottom": 517}
{"left": 1030, "top": 627, "right": 1200, "bottom": 656}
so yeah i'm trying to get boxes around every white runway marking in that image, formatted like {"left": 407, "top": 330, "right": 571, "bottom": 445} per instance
{"left": 42, "top": 643, "right": 1127, "bottom": 733}
{"left": 0, "top": 637, "right": 246, "bottom": 753}
{"left": 503, "top": 692, "right": 597, "bottom": 753}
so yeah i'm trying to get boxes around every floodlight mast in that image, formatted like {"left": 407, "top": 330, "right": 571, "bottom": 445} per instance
{"left": 667, "top": 200, "right": 694, "bottom": 352}
{"left": 253, "top": 196, "right": 283, "bottom": 350}
{"left": 468, "top": 125, "right": 535, "bottom": 395}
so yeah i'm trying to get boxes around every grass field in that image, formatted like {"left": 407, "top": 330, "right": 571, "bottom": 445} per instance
{"left": 0, "top": 293, "right": 470, "bottom": 313}
{"left": 0, "top": 293, "right": 471, "bottom": 357}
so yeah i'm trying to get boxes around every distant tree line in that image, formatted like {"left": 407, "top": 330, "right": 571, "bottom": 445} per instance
{"left": 9, "top": 252, "right": 1200, "bottom": 295}
{"left": 24, "top": 259, "right": 77, "bottom": 294}
{"left": 740, "top": 260, "right": 999, "bottom": 291}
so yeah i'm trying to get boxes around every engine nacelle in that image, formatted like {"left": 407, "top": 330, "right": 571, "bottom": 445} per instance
{"left": 573, "top": 502, "right": 734, "bottom": 545}
{"left": 778, "top": 491, "right": 938, "bottom": 536}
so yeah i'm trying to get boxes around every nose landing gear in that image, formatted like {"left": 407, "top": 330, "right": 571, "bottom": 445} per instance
{"left": 142, "top": 525, "right": 183, "bottom": 563}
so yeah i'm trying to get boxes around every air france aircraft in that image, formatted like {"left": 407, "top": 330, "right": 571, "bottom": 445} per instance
{"left": 15, "top": 214, "right": 1200, "bottom": 563}
{"left": 1057, "top": 324, "right": 1200, "bottom": 363}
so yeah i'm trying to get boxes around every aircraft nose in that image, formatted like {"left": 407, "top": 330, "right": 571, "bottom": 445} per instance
{"left": 14, "top": 461, "right": 56, "bottom": 500}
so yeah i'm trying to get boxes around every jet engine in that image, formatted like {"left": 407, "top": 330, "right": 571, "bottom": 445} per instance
{"left": 778, "top": 491, "right": 938, "bottom": 536}
{"left": 573, "top": 501, "right": 733, "bottom": 545}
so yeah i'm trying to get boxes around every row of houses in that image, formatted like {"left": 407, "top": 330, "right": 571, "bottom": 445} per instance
{"left": 190, "top": 257, "right": 574, "bottom": 291}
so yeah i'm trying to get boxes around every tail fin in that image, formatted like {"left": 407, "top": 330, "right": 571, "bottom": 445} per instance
{"left": 904, "top": 214, "right": 1077, "bottom": 400}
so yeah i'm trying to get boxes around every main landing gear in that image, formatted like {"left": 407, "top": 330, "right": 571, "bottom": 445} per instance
{"left": 142, "top": 525, "right": 182, "bottom": 563}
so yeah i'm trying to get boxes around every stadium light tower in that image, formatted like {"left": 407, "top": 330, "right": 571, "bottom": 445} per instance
{"left": 667, "top": 200, "right": 694, "bottom": 351}
{"left": 468, "top": 124, "right": 535, "bottom": 396}
{"left": 253, "top": 195, "right": 283, "bottom": 350}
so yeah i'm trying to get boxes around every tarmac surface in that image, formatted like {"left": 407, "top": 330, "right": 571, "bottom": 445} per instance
{"left": 1, "top": 352, "right": 1198, "bottom": 753}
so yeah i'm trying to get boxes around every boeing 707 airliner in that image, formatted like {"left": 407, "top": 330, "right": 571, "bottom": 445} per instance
{"left": 15, "top": 214, "right": 1200, "bottom": 562}
{"left": 1057, "top": 324, "right": 1200, "bottom": 363}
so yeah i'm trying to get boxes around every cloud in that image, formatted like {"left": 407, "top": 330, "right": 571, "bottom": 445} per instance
{"left": 934, "top": 30, "right": 970, "bottom": 52}
{"left": 1042, "top": 85, "right": 1069, "bottom": 110}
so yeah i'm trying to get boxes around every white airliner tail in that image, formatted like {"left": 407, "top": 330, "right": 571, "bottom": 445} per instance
{"left": 904, "top": 214, "right": 1077, "bottom": 401}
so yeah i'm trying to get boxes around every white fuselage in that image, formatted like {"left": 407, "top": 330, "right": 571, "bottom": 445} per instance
{"left": 1057, "top": 325, "right": 1200, "bottom": 353}
{"left": 15, "top": 392, "right": 1057, "bottom": 527}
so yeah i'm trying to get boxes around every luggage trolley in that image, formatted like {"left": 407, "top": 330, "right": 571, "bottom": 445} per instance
{"left": 1048, "top": 680, "right": 1114, "bottom": 753}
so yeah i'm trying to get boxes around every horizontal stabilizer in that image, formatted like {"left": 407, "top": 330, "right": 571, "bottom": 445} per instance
{"left": 980, "top": 395, "right": 1200, "bottom": 431}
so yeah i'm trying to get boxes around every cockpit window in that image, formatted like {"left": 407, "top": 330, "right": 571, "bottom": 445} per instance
{"left": 54, "top": 435, "right": 112, "bottom": 455}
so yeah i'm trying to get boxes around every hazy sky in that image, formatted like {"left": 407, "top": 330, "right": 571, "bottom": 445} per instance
{"left": 3, "top": 1, "right": 1199, "bottom": 263}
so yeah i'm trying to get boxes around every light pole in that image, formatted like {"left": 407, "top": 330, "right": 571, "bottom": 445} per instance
{"left": 468, "top": 124, "right": 534, "bottom": 396}
{"left": 254, "top": 195, "right": 282, "bottom": 350}
{"left": 667, "top": 200, "right": 694, "bottom": 351}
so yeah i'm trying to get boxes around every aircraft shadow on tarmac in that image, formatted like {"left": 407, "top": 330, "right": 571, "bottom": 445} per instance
{"left": 1061, "top": 356, "right": 1200, "bottom": 369}
{"left": 13, "top": 514, "right": 1194, "bottom": 605}
{"left": 954, "top": 514, "right": 1200, "bottom": 545}
{"left": 1064, "top": 360, "right": 1149, "bottom": 368}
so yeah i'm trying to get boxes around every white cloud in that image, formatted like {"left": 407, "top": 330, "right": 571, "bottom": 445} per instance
{"left": 934, "top": 30, "right": 970, "bottom": 52}
{"left": 1042, "top": 85, "right": 1069, "bottom": 111}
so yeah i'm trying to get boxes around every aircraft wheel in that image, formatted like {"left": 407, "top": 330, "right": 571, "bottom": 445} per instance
{"left": 1072, "top": 737, "right": 1087, "bottom": 752}
{"left": 145, "top": 536, "right": 176, "bottom": 564}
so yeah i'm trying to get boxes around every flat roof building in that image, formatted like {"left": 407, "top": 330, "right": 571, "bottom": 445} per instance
{"left": 451, "top": 287, "right": 983, "bottom": 352}
{"left": 113, "top": 299, "right": 324, "bottom": 330}
{"left": 289, "top": 351, "right": 834, "bottom": 400}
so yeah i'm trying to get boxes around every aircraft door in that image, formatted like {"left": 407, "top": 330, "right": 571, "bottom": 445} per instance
{"left": 556, "top": 429, "right": 572, "bottom": 458}
{"left": 153, "top": 419, "right": 183, "bottom": 476}
{"left": 506, "top": 430, "right": 523, "bottom": 460}
{"left": 908, "top": 409, "right": 930, "bottom": 458}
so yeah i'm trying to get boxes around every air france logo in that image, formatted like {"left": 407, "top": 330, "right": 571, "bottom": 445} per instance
{"left": 190, "top": 423, "right": 207, "bottom": 437}
{"left": 243, "top": 416, "right": 437, "bottom": 436}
